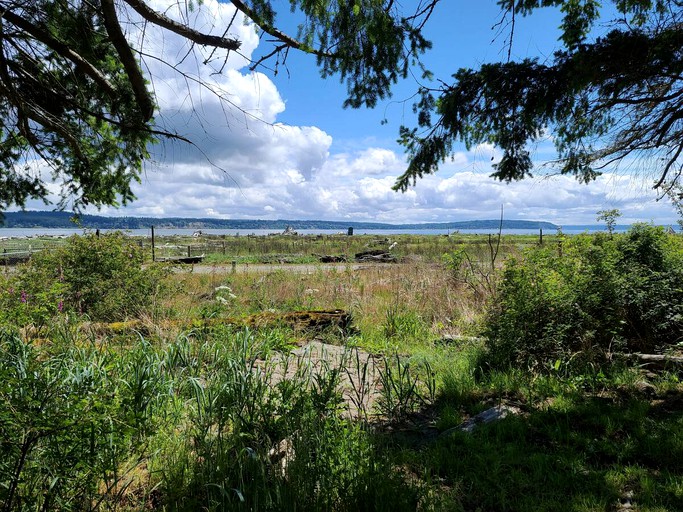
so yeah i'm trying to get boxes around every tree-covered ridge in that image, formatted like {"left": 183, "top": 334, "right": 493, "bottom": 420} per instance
{"left": 396, "top": 0, "right": 683, "bottom": 192}
{"left": 0, "top": 210, "right": 558, "bottom": 230}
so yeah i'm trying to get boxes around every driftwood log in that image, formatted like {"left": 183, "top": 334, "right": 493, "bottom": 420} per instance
{"left": 316, "top": 254, "right": 347, "bottom": 263}
{"left": 85, "top": 309, "right": 353, "bottom": 336}
{"left": 354, "top": 250, "right": 396, "bottom": 262}
{"left": 244, "top": 309, "right": 352, "bottom": 334}
{"left": 619, "top": 353, "right": 683, "bottom": 370}
{"left": 440, "top": 404, "right": 522, "bottom": 436}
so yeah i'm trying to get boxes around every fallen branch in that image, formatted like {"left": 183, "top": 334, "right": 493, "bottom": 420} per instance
{"left": 619, "top": 352, "right": 683, "bottom": 369}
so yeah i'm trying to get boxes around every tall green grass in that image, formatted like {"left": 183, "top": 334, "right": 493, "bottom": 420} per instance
{"left": 1, "top": 325, "right": 433, "bottom": 511}
{"left": 2, "top": 230, "right": 683, "bottom": 511}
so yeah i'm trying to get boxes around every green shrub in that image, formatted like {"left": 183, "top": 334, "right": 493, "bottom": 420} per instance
{"left": 484, "top": 225, "right": 683, "bottom": 372}
{"left": 0, "top": 264, "right": 66, "bottom": 328}
{"left": 614, "top": 224, "right": 683, "bottom": 351}
{"left": 0, "top": 330, "right": 152, "bottom": 511}
{"left": 0, "top": 232, "right": 169, "bottom": 325}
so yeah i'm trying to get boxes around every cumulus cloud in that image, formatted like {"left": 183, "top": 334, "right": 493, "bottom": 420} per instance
{"left": 122, "top": 91, "right": 677, "bottom": 224}
{"left": 322, "top": 148, "right": 404, "bottom": 177}
{"left": 9, "top": 0, "right": 679, "bottom": 227}
{"left": 120, "top": 0, "right": 335, "bottom": 207}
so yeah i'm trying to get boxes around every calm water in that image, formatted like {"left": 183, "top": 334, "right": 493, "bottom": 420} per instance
{"left": 0, "top": 225, "right": 648, "bottom": 238}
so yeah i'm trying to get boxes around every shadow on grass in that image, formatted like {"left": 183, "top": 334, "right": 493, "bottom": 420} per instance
{"left": 381, "top": 390, "right": 683, "bottom": 511}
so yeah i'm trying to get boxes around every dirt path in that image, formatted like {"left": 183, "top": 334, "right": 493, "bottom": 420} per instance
{"left": 174, "top": 262, "right": 383, "bottom": 274}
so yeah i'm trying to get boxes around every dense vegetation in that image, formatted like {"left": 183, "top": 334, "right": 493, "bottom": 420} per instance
{"left": 1, "top": 229, "right": 682, "bottom": 511}
{"left": 485, "top": 225, "right": 683, "bottom": 372}
{"left": 0, "top": 233, "right": 168, "bottom": 325}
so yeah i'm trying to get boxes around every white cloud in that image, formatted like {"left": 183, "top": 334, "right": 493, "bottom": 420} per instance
{"left": 323, "top": 148, "right": 405, "bottom": 177}
{"left": 8, "top": 1, "right": 681, "bottom": 228}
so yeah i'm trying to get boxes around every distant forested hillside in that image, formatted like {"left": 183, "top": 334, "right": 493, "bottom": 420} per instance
{"left": 1, "top": 211, "right": 558, "bottom": 231}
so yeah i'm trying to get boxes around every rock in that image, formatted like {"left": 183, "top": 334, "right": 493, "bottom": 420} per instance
{"left": 440, "top": 404, "right": 522, "bottom": 436}
{"left": 634, "top": 381, "right": 657, "bottom": 396}
{"left": 616, "top": 490, "right": 635, "bottom": 511}
{"left": 440, "top": 334, "right": 485, "bottom": 344}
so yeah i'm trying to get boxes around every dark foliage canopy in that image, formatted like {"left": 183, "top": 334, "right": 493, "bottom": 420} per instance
{"left": 0, "top": 0, "right": 432, "bottom": 211}
{"left": 395, "top": 0, "right": 683, "bottom": 193}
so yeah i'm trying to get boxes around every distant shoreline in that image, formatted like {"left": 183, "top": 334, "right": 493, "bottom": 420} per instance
{"left": 2, "top": 210, "right": 557, "bottom": 231}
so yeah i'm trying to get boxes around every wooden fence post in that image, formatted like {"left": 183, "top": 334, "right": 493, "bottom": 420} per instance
{"left": 151, "top": 226, "right": 155, "bottom": 262}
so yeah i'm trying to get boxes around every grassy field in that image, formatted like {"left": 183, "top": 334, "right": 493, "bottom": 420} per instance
{"left": 1, "top": 231, "right": 552, "bottom": 263}
{"left": 1, "top": 231, "right": 682, "bottom": 511}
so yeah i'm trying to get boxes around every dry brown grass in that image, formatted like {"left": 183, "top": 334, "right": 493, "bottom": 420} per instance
{"left": 164, "top": 262, "right": 483, "bottom": 342}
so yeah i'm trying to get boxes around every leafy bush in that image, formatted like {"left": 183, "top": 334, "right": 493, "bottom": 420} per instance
{"left": 0, "top": 264, "right": 66, "bottom": 328}
{"left": 0, "top": 232, "right": 169, "bottom": 325}
{"left": 614, "top": 224, "right": 683, "bottom": 351}
{"left": 0, "top": 330, "right": 154, "bottom": 511}
{"left": 484, "top": 225, "right": 683, "bottom": 372}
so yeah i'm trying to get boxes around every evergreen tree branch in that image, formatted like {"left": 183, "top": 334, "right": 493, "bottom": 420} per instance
{"left": 100, "top": 0, "right": 154, "bottom": 121}
{"left": 122, "top": 0, "right": 242, "bottom": 51}
{"left": 0, "top": 6, "right": 117, "bottom": 97}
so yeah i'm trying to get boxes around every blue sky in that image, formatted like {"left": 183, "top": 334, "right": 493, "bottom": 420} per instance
{"left": 17, "top": 1, "right": 681, "bottom": 225}
{"left": 268, "top": 2, "right": 566, "bottom": 151}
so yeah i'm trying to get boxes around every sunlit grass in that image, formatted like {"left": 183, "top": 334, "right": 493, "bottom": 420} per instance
{"left": 2, "top": 232, "right": 682, "bottom": 511}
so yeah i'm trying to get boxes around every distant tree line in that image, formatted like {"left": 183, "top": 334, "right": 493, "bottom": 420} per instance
{"left": 1, "top": 211, "right": 558, "bottom": 231}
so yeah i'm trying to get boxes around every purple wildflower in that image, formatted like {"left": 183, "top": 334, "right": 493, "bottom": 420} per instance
{"left": 57, "top": 301, "right": 64, "bottom": 313}
{"left": 20, "top": 290, "right": 27, "bottom": 303}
